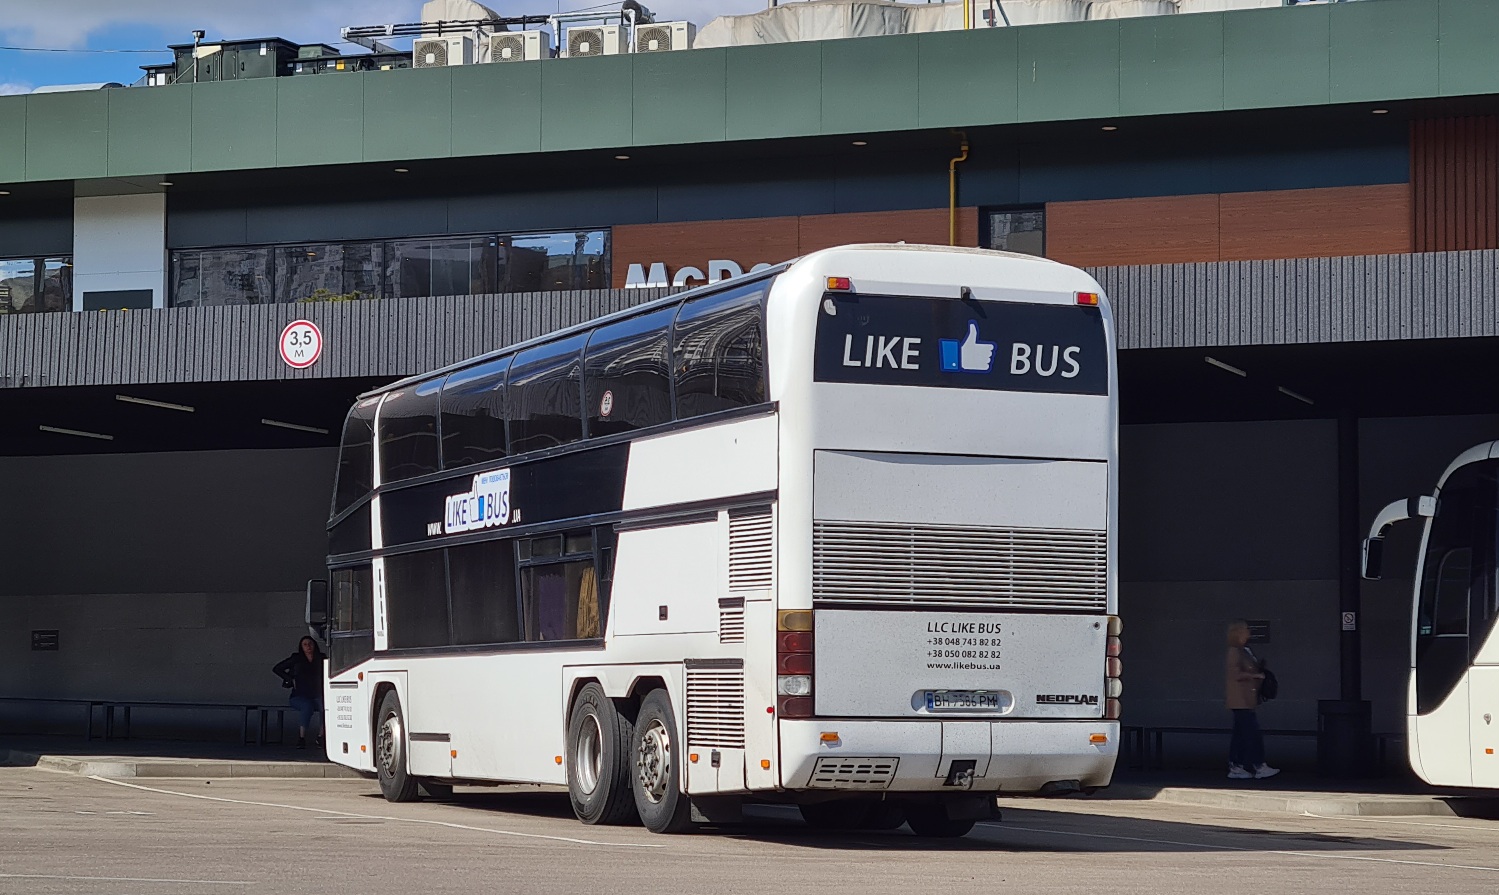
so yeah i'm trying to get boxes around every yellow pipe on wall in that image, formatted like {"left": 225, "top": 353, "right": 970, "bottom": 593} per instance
{"left": 949, "top": 134, "right": 970, "bottom": 246}
{"left": 964, "top": 0, "right": 973, "bottom": 29}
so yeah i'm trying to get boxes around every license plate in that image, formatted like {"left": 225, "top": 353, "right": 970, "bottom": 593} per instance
{"left": 924, "top": 690, "right": 1001, "bottom": 712}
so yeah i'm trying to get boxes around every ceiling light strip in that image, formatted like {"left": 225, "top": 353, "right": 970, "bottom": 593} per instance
{"left": 261, "top": 418, "right": 330, "bottom": 435}
{"left": 1204, "top": 356, "right": 1247, "bottom": 377}
{"left": 116, "top": 394, "right": 195, "bottom": 413}
{"left": 39, "top": 425, "right": 114, "bottom": 441}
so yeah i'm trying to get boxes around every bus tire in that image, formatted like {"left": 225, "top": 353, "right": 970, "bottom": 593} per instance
{"left": 567, "top": 683, "right": 637, "bottom": 826}
{"left": 799, "top": 799, "right": 873, "bottom": 831}
{"left": 375, "top": 691, "right": 419, "bottom": 803}
{"left": 863, "top": 801, "right": 908, "bottom": 830}
{"left": 631, "top": 689, "right": 693, "bottom": 834}
{"left": 905, "top": 803, "right": 976, "bottom": 839}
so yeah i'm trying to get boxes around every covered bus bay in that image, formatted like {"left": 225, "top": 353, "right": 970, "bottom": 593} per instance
{"left": 3, "top": 250, "right": 1498, "bottom": 773}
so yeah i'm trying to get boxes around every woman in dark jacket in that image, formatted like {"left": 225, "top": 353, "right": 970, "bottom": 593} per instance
{"left": 273, "top": 636, "right": 325, "bottom": 749}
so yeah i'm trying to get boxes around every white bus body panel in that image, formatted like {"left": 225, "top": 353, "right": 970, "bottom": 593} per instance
{"left": 1470, "top": 665, "right": 1499, "bottom": 788}
{"left": 1409, "top": 676, "right": 1471, "bottom": 787}
{"left": 622, "top": 413, "right": 778, "bottom": 511}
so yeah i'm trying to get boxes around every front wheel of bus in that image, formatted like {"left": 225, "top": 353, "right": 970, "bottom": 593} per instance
{"left": 375, "top": 691, "right": 419, "bottom": 803}
{"left": 631, "top": 689, "right": 692, "bottom": 834}
{"left": 567, "top": 683, "right": 637, "bottom": 825}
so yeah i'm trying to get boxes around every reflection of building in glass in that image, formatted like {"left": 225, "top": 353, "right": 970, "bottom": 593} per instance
{"left": 169, "top": 230, "right": 610, "bottom": 307}
{"left": 0, "top": 257, "right": 73, "bottom": 314}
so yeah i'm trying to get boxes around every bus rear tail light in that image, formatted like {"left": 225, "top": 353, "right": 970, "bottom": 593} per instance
{"left": 1077, "top": 291, "right": 1100, "bottom": 306}
{"left": 777, "top": 609, "right": 814, "bottom": 718}
{"left": 1105, "top": 616, "right": 1122, "bottom": 720}
{"left": 826, "top": 277, "right": 854, "bottom": 292}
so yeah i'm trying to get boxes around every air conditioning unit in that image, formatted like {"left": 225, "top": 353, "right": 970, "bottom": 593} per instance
{"left": 413, "top": 35, "right": 473, "bottom": 68}
{"left": 487, "top": 30, "right": 548, "bottom": 64}
{"left": 634, "top": 21, "right": 696, "bottom": 53}
{"left": 565, "top": 25, "right": 625, "bottom": 58}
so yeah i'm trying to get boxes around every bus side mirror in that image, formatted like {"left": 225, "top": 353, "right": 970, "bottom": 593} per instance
{"left": 306, "top": 579, "right": 329, "bottom": 642}
{"left": 1361, "top": 537, "right": 1384, "bottom": 580}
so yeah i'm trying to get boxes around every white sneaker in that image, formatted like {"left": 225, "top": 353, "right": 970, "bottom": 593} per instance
{"left": 1227, "top": 764, "right": 1253, "bottom": 779}
{"left": 1253, "top": 764, "right": 1280, "bottom": 779}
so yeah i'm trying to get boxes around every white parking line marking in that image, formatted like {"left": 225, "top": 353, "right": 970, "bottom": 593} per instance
{"left": 0, "top": 872, "right": 249, "bottom": 886}
{"left": 984, "top": 821, "right": 1499, "bottom": 873}
{"left": 87, "top": 777, "right": 664, "bottom": 849}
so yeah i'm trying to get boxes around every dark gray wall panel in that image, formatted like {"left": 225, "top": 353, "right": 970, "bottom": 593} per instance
{"left": 0, "top": 201, "right": 72, "bottom": 257}
{"left": 244, "top": 197, "right": 450, "bottom": 245}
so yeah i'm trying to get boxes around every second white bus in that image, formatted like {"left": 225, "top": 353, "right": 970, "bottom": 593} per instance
{"left": 321, "top": 244, "right": 1122, "bottom": 836}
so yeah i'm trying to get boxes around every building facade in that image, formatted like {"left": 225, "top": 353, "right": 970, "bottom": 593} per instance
{"left": 3, "top": 0, "right": 1498, "bottom": 763}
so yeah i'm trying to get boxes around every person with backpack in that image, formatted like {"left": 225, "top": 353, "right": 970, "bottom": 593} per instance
{"left": 1225, "top": 619, "right": 1280, "bottom": 780}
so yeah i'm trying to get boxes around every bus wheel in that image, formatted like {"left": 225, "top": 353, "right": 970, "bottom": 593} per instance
{"left": 799, "top": 799, "right": 873, "bottom": 830}
{"left": 567, "top": 683, "right": 637, "bottom": 825}
{"left": 863, "top": 801, "right": 908, "bottom": 830}
{"left": 905, "top": 803, "right": 975, "bottom": 839}
{"left": 375, "top": 691, "right": 419, "bottom": 803}
{"left": 631, "top": 689, "right": 693, "bottom": 834}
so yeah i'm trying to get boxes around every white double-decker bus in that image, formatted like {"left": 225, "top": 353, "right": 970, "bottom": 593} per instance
{"left": 321, "top": 244, "right": 1121, "bottom": 836}
{"left": 1363, "top": 445, "right": 1499, "bottom": 789}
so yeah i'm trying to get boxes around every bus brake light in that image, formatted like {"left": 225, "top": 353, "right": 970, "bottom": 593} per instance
{"left": 1077, "top": 292, "right": 1100, "bottom": 306}
{"left": 827, "top": 277, "right": 853, "bottom": 292}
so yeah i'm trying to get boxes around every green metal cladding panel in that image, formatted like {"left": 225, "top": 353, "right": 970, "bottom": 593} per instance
{"left": 25, "top": 90, "right": 108, "bottom": 181}
{"left": 0, "top": 95, "right": 25, "bottom": 183}
{"left": 821, "top": 34, "right": 919, "bottom": 135}
{"left": 362, "top": 67, "right": 453, "bottom": 162}
{"left": 632, "top": 48, "right": 727, "bottom": 146}
{"left": 724, "top": 42, "right": 821, "bottom": 141}
{"left": 190, "top": 78, "right": 277, "bottom": 172}
{"left": 276, "top": 75, "right": 364, "bottom": 167}
{"left": 107, "top": 84, "right": 193, "bottom": 177}
{"left": 1119, "top": 14, "right": 1224, "bottom": 117}
{"left": 541, "top": 55, "right": 633, "bottom": 152}
{"left": 1331, "top": 0, "right": 1439, "bottom": 104}
{"left": 1438, "top": 0, "right": 1499, "bottom": 97}
{"left": 916, "top": 29, "right": 1019, "bottom": 130}
{"left": 1018, "top": 20, "right": 1121, "bottom": 123}
{"left": 450, "top": 62, "right": 543, "bottom": 157}
{"left": 1223, "top": 3, "right": 1331, "bottom": 110}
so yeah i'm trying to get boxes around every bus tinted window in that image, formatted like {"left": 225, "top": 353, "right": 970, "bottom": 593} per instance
{"left": 508, "top": 334, "right": 587, "bottom": 455}
{"left": 673, "top": 281, "right": 769, "bottom": 419}
{"left": 385, "top": 550, "right": 450, "bottom": 649}
{"left": 329, "top": 565, "right": 374, "bottom": 674}
{"left": 379, "top": 381, "right": 441, "bottom": 483}
{"left": 584, "top": 307, "right": 674, "bottom": 437}
{"left": 332, "top": 397, "right": 379, "bottom": 515}
{"left": 519, "top": 530, "right": 602, "bottom": 641}
{"left": 441, "top": 357, "right": 510, "bottom": 469}
{"left": 449, "top": 539, "right": 521, "bottom": 646}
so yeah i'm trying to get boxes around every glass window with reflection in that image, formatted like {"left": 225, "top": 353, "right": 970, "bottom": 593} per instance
{"left": 0, "top": 257, "right": 73, "bottom": 314}
{"left": 519, "top": 530, "right": 602, "bottom": 642}
{"left": 673, "top": 281, "right": 770, "bottom": 419}
{"left": 333, "top": 397, "right": 380, "bottom": 516}
{"left": 171, "top": 247, "right": 274, "bottom": 307}
{"left": 379, "top": 380, "right": 442, "bottom": 484}
{"left": 508, "top": 334, "right": 586, "bottom": 455}
{"left": 387, "top": 236, "right": 499, "bottom": 299}
{"left": 278, "top": 243, "right": 383, "bottom": 303}
{"left": 441, "top": 357, "right": 510, "bottom": 469}
{"left": 584, "top": 307, "right": 675, "bottom": 437}
{"left": 448, "top": 539, "right": 521, "bottom": 645}
{"left": 985, "top": 208, "right": 1045, "bottom": 256}
{"left": 384, "top": 549, "right": 451, "bottom": 649}
{"left": 506, "top": 231, "right": 610, "bottom": 292}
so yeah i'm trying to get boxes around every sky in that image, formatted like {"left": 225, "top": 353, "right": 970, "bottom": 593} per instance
{"left": 0, "top": 0, "right": 773, "bottom": 93}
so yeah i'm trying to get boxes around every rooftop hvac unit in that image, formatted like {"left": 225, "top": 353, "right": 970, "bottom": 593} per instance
{"left": 488, "top": 30, "right": 548, "bottom": 63}
{"left": 413, "top": 35, "right": 473, "bottom": 68}
{"left": 634, "top": 21, "right": 695, "bottom": 53}
{"left": 565, "top": 25, "right": 625, "bottom": 58}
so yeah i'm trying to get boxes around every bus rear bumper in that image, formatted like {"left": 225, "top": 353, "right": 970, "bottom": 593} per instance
{"left": 779, "top": 719, "right": 1118, "bottom": 794}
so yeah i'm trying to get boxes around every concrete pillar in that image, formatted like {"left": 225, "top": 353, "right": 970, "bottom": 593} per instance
{"left": 72, "top": 194, "right": 167, "bottom": 311}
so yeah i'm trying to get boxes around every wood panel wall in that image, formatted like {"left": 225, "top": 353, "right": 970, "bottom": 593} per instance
{"left": 611, "top": 207, "right": 978, "bottom": 288}
{"left": 1047, "top": 185, "right": 1412, "bottom": 268}
{"left": 1412, "top": 116, "right": 1499, "bottom": 253}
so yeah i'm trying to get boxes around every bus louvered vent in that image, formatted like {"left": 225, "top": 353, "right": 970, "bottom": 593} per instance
{"left": 728, "top": 506, "right": 774, "bottom": 592}
{"left": 718, "top": 598, "right": 745, "bottom": 644}
{"left": 686, "top": 663, "right": 745, "bottom": 749}
{"left": 812, "top": 520, "right": 1107, "bottom": 612}
{"left": 809, "top": 757, "right": 899, "bottom": 790}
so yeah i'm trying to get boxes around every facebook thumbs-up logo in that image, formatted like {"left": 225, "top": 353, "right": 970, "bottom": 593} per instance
{"left": 939, "top": 321, "right": 997, "bottom": 373}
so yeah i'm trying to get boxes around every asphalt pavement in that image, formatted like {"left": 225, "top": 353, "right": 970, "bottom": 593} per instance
{"left": 3, "top": 766, "right": 1499, "bottom": 895}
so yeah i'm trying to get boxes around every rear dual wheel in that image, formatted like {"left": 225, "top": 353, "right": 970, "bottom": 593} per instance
{"left": 566, "top": 683, "right": 637, "bottom": 825}
{"left": 632, "top": 689, "right": 693, "bottom": 834}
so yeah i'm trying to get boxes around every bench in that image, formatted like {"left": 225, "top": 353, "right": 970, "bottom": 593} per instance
{"left": 100, "top": 701, "right": 295, "bottom": 746}
{"left": 0, "top": 696, "right": 109, "bottom": 739}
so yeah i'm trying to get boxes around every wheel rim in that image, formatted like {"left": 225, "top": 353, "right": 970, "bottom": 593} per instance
{"left": 377, "top": 710, "right": 402, "bottom": 777}
{"left": 636, "top": 718, "right": 672, "bottom": 805}
{"left": 574, "top": 713, "right": 603, "bottom": 796}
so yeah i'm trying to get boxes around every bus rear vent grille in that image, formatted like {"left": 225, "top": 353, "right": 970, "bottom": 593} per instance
{"left": 812, "top": 520, "right": 1107, "bottom": 612}
{"left": 728, "top": 506, "right": 774, "bottom": 592}
{"left": 686, "top": 664, "right": 745, "bottom": 749}
{"left": 808, "top": 757, "right": 900, "bottom": 790}
{"left": 718, "top": 598, "right": 745, "bottom": 644}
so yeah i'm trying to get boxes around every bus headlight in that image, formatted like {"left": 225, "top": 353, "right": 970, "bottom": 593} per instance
{"left": 777, "top": 675, "right": 812, "bottom": 697}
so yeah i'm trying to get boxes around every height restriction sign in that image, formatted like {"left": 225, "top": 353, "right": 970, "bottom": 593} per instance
{"left": 279, "top": 320, "right": 323, "bottom": 369}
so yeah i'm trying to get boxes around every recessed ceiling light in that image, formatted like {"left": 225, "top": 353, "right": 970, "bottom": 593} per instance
{"left": 0, "top": 190, "right": 10, "bottom": 196}
{"left": 393, "top": 167, "right": 409, "bottom": 173}
{"left": 1101, "top": 126, "right": 1118, "bottom": 132}
{"left": 158, "top": 181, "right": 173, "bottom": 187}
{"left": 614, "top": 154, "right": 630, "bottom": 160}
{"left": 1372, "top": 108, "right": 1389, "bottom": 115}
{"left": 851, "top": 140, "right": 868, "bottom": 146}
